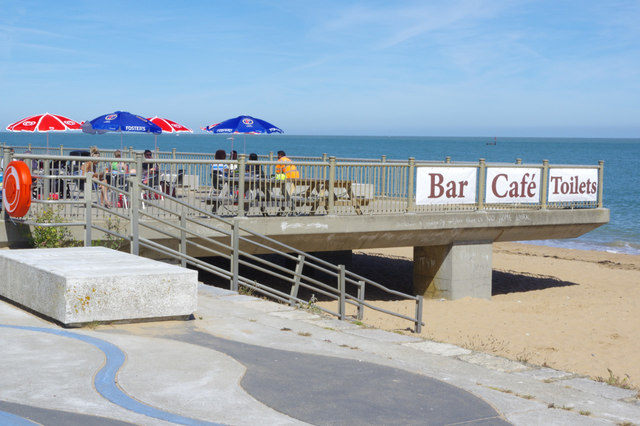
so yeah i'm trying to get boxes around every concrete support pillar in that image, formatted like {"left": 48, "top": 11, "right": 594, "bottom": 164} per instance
{"left": 413, "top": 241, "right": 493, "bottom": 300}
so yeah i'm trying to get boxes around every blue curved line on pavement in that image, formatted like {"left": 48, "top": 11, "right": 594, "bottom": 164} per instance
{"left": 0, "top": 324, "right": 222, "bottom": 426}
{"left": 0, "top": 410, "right": 39, "bottom": 425}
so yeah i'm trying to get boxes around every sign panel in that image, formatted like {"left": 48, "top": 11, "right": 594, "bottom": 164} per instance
{"left": 416, "top": 167, "right": 477, "bottom": 205}
{"left": 485, "top": 168, "right": 540, "bottom": 203}
{"left": 548, "top": 168, "right": 598, "bottom": 202}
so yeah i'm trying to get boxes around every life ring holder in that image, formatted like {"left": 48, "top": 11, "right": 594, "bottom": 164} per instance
{"left": 2, "top": 160, "right": 32, "bottom": 218}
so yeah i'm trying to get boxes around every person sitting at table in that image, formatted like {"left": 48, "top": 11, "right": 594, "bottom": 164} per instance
{"left": 109, "top": 150, "right": 128, "bottom": 174}
{"left": 106, "top": 149, "right": 128, "bottom": 186}
{"left": 275, "top": 150, "right": 299, "bottom": 179}
{"left": 228, "top": 150, "right": 238, "bottom": 173}
{"left": 81, "top": 146, "right": 111, "bottom": 208}
{"left": 141, "top": 149, "right": 158, "bottom": 188}
{"left": 245, "top": 153, "right": 263, "bottom": 177}
{"left": 211, "top": 149, "right": 229, "bottom": 190}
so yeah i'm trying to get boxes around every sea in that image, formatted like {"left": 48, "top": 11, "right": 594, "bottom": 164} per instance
{"left": 1, "top": 132, "right": 638, "bottom": 255}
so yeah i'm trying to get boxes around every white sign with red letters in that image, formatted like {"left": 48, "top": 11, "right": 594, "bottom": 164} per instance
{"left": 485, "top": 168, "right": 540, "bottom": 203}
{"left": 548, "top": 168, "right": 598, "bottom": 202}
{"left": 416, "top": 167, "right": 477, "bottom": 205}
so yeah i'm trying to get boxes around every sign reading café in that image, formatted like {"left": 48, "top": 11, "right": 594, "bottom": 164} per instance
{"left": 416, "top": 166, "right": 598, "bottom": 205}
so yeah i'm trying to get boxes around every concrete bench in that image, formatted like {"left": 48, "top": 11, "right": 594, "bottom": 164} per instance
{"left": 0, "top": 247, "right": 198, "bottom": 327}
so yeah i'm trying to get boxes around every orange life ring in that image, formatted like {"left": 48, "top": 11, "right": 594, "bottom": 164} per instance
{"left": 3, "top": 160, "right": 32, "bottom": 217}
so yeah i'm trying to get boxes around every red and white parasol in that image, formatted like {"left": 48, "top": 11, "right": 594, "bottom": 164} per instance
{"left": 147, "top": 117, "right": 192, "bottom": 133}
{"left": 147, "top": 116, "right": 192, "bottom": 151}
{"left": 6, "top": 113, "right": 82, "bottom": 152}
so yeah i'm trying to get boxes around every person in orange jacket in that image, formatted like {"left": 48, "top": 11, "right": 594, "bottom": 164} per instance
{"left": 275, "top": 150, "right": 299, "bottom": 179}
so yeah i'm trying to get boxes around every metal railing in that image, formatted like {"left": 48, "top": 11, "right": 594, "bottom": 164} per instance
{"left": 4, "top": 147, "right": 604, "bottom": 225}
{"left": 13, "top": 169, "right": 424, "bottom": 332}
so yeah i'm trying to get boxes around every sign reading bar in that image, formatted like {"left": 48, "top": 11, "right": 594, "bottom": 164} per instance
{"left": 416, "top": 167, "right": 477, "bottom": 205}
{"left": 548, "top": 168, "right": 598, "bottom": 202}
{"left": 486, "top": 168, "right": 540, "bottom": 203}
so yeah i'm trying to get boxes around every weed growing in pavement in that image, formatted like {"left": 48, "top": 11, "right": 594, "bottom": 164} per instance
{"left": 84, "top": 321, "right": 101, "bottom": 329}
{"left": 596, "top": 368, "right": 633, "bottom": 390}
{"left": 300, "top": 294, "right": 322, "bottom": 315}
{"left": 238, "top": 284, "right": 256, "bottom": 297}
{"left": 517, "top": 393, "right": 534, "bottom": 400}
{"left": 487, "top": 386, "right": 512, "bottom": 394}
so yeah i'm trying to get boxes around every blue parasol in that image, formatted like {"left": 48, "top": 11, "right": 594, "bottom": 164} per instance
{"left": 82, "top": 111, "right": 162, "bottom": 150}
{"left": 203, "top": 115, "right": 283, "bottom": 135}
{"left": 203, "top": 115, "right": 283, "bottom": 153}
{"left": 82, "top": 111, "right": 162, "bottom": 135}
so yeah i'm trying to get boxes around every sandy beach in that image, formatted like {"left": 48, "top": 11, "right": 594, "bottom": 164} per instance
{"left": 319, "top": 243, "right": 640, "bottom": 390}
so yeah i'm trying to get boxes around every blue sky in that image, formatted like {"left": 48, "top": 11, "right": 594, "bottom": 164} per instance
{"left": 1, "top": 0, "right": 639, "bottom": 137}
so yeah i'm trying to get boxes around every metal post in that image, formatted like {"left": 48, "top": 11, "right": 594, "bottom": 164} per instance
{"left": 357, "top": 280, "right": 365, "bottom": 320}
{"left": 478, "top": 158, "right": 486, "bottom": 210}
{"left": 598, "top": 160, "right": 604, "bottom": 208}
{"left": 130, "top": 169, "right": 140, "bottom": 255}
{"left": 290, "top": 254, "right": 305, "bottom": 306}
{"left": 180, "top": 209, "right": 187, "bottom": 268}
{"left": 322, "top": 153, "right": 328, "bottom": 162}
{"left": 43, "top": 160, "right": 51, "bottom": 199}
{"left": 328, "top": 156, "right": 336, "bottom": 214}
{"left": 2, "top": 149, "right": 11, "bottom": 170}
{"left": 231, "top": 219, "right": 239, "bottom": 292}
{"left": 415, "top": 296, "right": 423, "bottom": 333}
{"left": 59, "top": 145, "right": 64, "bottom": 156}
{"left": 237, "top": 154, "right": 246, "bottom": 217}
{"left": 380, "top": 155, "right": 387, "bottom": 197}
{"left": 407, "top": 157, "right": 415, "bottom": 213}
{"left": 541, "top": 159, "right": 549, "bottom": 210}
{"left": 84, "top": 172, "right": 93, "bottom": 246}
{"left": 338, "top": 264, "right": 346, "bottom": 321}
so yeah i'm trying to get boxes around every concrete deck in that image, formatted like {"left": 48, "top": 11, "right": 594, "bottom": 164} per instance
{"left": 1, "top": 282, "right": 638, "bottom": 425}
{"left": 0, "top": 207, "right": 609, "bottom": 302}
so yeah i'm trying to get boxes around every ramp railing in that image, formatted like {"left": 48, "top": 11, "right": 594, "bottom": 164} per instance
{"left": 14, "top": 168, "right": 425, "bottom": 333}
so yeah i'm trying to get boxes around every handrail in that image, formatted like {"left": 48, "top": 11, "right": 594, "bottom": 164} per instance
{"left": 6, "top": 147, "right": 604, "bottom": 221}
{"left": 13, "top": 170, "right": 424, "bottom": 332}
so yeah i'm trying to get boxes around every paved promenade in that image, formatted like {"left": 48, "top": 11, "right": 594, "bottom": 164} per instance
{"left": 1, "top": 284, "right": 639, "bottom": 425}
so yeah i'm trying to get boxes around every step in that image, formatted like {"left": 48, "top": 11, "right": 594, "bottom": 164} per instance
{"left": 0, "top": 247, "right": 198, "bottom": 326}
